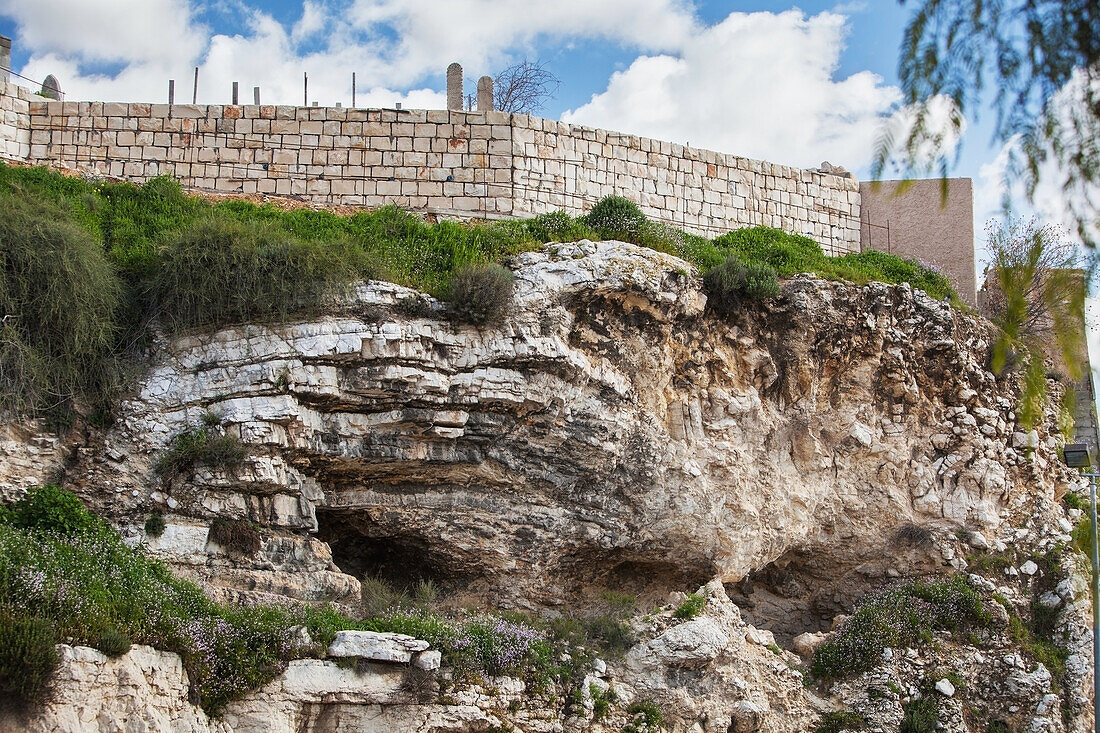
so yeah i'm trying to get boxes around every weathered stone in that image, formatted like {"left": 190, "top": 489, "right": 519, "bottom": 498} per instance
{"left": 327, "top": 631, "right": 430, "bottom": 662}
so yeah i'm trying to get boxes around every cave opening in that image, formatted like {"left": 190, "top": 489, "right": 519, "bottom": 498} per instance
{"left": 315, "top": 509, "right": 460, "bottom": 594}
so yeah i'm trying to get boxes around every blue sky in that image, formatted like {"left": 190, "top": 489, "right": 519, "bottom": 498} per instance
{"left": 0, "top": 0, "right": 1051, "bottom": 265}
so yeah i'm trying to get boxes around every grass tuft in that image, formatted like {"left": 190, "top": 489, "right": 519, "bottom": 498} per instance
{"left": 674, "top": 592, "right": 707, "bottom": 620}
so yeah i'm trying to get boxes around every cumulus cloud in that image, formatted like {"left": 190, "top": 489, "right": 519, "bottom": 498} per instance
{"left": 345, "top": 0, "right": 699, "bottom": 86}
{"left": 561, "top": 10, "right": 901, "bottom": 170}
{"left": 2, "top": 0, "right": 697, "bottom": 105}
{"left": 0, "top": 0, "right": 205, "bottom": 66}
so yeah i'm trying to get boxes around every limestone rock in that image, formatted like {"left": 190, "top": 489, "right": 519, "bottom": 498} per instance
{"left": 327, "top": 630, "right": 430, "bottom": 662}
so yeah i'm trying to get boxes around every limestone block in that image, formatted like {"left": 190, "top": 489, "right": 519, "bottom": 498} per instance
{"left": 327, "top": 631, "right": 430, "bottom": 662}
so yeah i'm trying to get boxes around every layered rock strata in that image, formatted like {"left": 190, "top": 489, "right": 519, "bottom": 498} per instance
{"left": 46, "top": 239, "right": 1079, "bottom": 618}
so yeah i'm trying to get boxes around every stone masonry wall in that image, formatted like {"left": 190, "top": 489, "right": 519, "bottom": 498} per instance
{"left": 7, "top": 84, "right": 861, "bottom": 253}
{"left": 0, "top": 81, "right": 37, "bottom": 161}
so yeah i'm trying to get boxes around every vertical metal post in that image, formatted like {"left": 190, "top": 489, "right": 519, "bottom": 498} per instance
{"left": 168, "top": 79, "right": 175, "bottom": 105}
{"left": 352, "top": 72, "right": 356, "bottom": 108}
{"left": 253, "top": 86, "right": 260, "bottom": 105}
{"left": 192, "top": 67, "right": 199, "bottom": 104}
{"left": 232, "top": 81, "right": 238, "bottom": 105}
{"left": 303, "top": 72, "right": 308, "bottom": 106}
{"left": 1091, "top": 471, "right": 1099, "bottom": 733}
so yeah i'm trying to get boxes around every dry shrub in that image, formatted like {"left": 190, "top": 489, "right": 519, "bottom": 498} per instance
{"left": 444, "top": 263, "right": 515, "bottom": 326}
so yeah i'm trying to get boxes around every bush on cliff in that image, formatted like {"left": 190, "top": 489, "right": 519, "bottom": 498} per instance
{"left": 0, "top": 611, "right": 59, "bottom": 713}
{"left": 585, "top": 195, "right": 648, "bottom": 241}
{"left": 0, "top": 191, "right": 122, "bottom": 416}
{"left": 146, "top": 216, "right": 367, "bottom": 333}
{"left": 444, "top": 263, "right": 516, "bottom": 326}
{"left": 703, "top": 256, "right": 781, "bottom": 313}
{"left": 811, "top": 575, "right": 990, "bottom": 680}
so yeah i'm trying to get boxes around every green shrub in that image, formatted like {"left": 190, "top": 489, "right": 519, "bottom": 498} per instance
{"left": 0, "top": 191, "right": 121, "bottom": 415}
{"left": 208, "top": 518, "right": 262, "bottom": 557}
{"left": 155, "top": 424, "right": 245, "bottom": 477}
{"left": 590, "top": 682, "right": 616, "bottom": 719}
{"left": 674, "top": 592, "right": 707, "bottom": 620}
{"left": 585, "top": 196, "right": 647, "bottom": 241}
{"left": 0, "top": 612, "right": 59, "bottom": 712}
{"left": 6, "top": 485, "right": 100, "bottom": 536}
{"left": 901, "top": 695, "right": 939, "bottom": 733}
{"left": 1062, "top": 490, "right": 1086, "bottom": 511}
{"left": 623, "top": 699, "right": 663, "bottom": 733}
{"left": 444, "top": 263, "right": 515, "bottom": 326}
{"left": 812, "top": 575, "right": 989, "bottom": 680}
{"left": 147, "top": 216, "right": 363, "bottom": 333}
{"left": 526, "top": 211, "right": 594, "bottom": 243}
{"left": 714, "top": 226, "right": 825, "bottom": 277}
{"left": 815, "top": 710, "right": 867, "bottom": 733}
{"left": 144, "top": 512, "right": 167, "bottom": 538}
{"left": 94, "top": 626, "right": 132, "bottom": 657}
{"left": 703, "top": 256, "right": 781, "bottom": 313}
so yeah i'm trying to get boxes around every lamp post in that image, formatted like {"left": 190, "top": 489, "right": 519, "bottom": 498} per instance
{"left": 1064, "top": 442, "right": 1099, "bottom": 732}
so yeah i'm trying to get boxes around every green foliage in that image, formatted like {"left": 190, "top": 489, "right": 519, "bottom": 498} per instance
{"left": 0, "top": 190, "right": 121, "bottom": 416}
{"left": 703, "top": 256, "right": 781, "bottom": 313}
{"left": 982, "top": 219, "right": 1085, "bottom": 429}
{"left": 589, "top": 682, "right": 616, "bottom": 719}
{"left": 444, "top": 263, "right": 515, "bottom": 326}
{"left": 144, "top": 512, "right": 167, "bottom": 538}
{"left": 712, "top": 227, "right": 957, "bottom": 302}
{"left": 4, "top": 485, "right": 100, "bottom": 536}
{"left": 815, "top": 710, "right": 867, "bottom": 733}
{"left": 900, "top": 694, "right": 939, "bottom": 733}
{"left": 674, "top": 592, "right": 707, "bottom": 620}
{"left": 886, "top": 1, "right": 1100, "bottom": 247}
{"left": 0, "top": 611, "right": 59, "bottom": 712}
{"left": 584, "top": 196, "right": 647, "bottom": 241}
{"left": 1063, "top": 491, "right": 1086, "bottom": 511}
{"left": 623, "top": 699, "right": 664, "bottom": 733}
{"left": 208, "top": 518, "right": 262, "bottom": 557}
{"left": 1071, "top": 515, "right": 1093, "bottom": 561}
{"left": 147, "top": 216, "right": 365, "bottom": 333}
{"left": 94, "top": 626, "right": 132, "bottom": 658}
{"left": 812, "top": 575, "right": 989, "bottom": 680}
{"left": 525, "top": 210, "right": 595, "bottom": 243}
{"left": 155, "top": 424, "right": 245, "bottom": 477}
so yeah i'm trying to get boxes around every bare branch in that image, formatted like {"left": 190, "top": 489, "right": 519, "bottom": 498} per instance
{"left": 493, "top": 60, "right": 560, "bottom": 115}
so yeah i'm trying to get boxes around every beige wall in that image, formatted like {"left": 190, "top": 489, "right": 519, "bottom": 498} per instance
{"left": 0, "top": 80, "right": 38, "bottom": 161}
{"left": 1, "top": 84, "right": 863, "bottom": 254}
{"left": 859, "top": 178, "right": 976, "bottom": 305}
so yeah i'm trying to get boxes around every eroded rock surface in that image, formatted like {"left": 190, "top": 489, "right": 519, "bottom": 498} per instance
{"left": 2, "top": 240, "right": 1093, "bottom": 731}
{"left": 35, "top": 240, "right": 1079, "bottom": 619}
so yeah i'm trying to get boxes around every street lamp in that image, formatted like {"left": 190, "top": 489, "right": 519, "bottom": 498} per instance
{"left": 1063, "top": 442, "right": 1099, "bottom": 732}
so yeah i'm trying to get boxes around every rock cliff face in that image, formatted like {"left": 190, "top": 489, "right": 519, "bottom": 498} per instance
{"left": 61, "top": 241, "right": 1070, "bottom": 610}
{"left": 2, "top": 240, "right": 1092, "bottom": 730}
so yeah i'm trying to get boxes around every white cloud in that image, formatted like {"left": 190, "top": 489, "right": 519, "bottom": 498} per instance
{"left": 345, "top": 0, "right": 699, "bottom": 85}
{"left": 560, "top": 10, "right": 900, "bottom": 170}
{"left": 0, "top": 0, "right": 205, "bottom": 66}
{"left": 2, "top": 0, "right": 698, "bottom": 105}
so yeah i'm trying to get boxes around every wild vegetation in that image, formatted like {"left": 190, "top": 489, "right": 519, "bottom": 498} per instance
{"left": 0, "top": 485, "right": 657, "bottom": 716}
{"left": 0, "top": 164, "right": 956, "bottom": 419}
{"left": 810, "top": 575, "right": 990, "bottom": 681}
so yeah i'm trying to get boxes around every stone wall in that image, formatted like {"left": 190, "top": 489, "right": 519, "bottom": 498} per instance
{"left": 4, "top": 84, "right": 862, "bottom": 254}
{"left": 0, "top": 81, "right": 37, "bottom": 161}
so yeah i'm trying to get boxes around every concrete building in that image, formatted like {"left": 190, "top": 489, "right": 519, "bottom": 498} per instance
{"left": 859, "top": 178, "right": 976, "bottom": 306}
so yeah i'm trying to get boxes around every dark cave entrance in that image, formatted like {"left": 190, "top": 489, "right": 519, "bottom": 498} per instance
{"left": 315, "top": 509, "right": 457, "bottom": 592}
